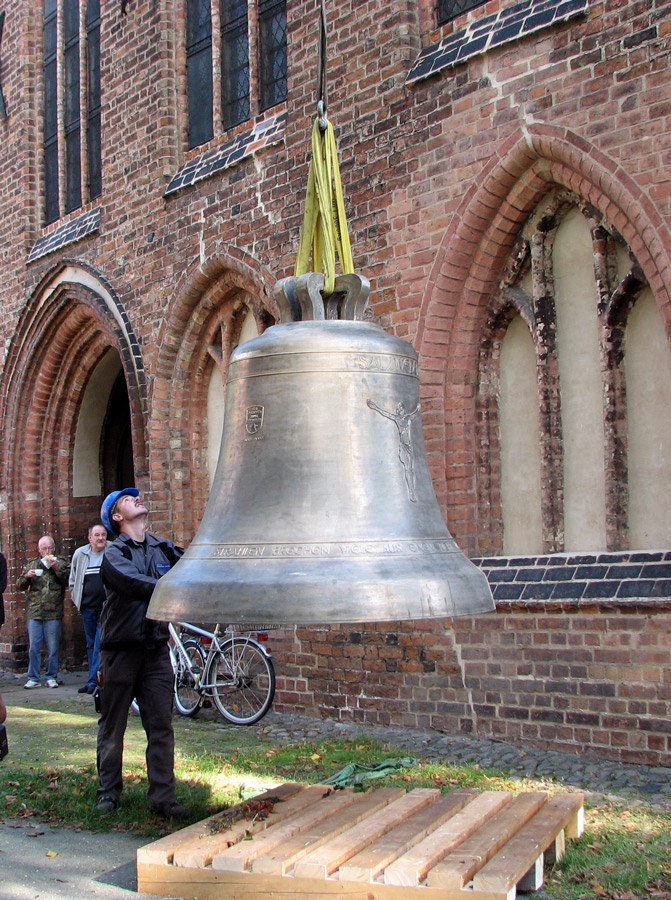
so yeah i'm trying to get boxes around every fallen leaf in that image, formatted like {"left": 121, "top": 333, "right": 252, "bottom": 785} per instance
{"left": 46, "top": 851, "right": 58, "bottom": 858}
{"left": 26, "top": 831, "right": 45, "bottom": 837}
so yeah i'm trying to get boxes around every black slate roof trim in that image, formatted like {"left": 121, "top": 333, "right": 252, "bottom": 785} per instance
{"left": 473, "top": 549, "right": 671, "bottom": 603}
{"left": 407, "top": 0, "right": 589, "bottom": 85}
{"left": 28, "top": 207, "right": 101, "bottom": 264}
{"left": 165, "top": 113, "right": 286, "bottom": 197}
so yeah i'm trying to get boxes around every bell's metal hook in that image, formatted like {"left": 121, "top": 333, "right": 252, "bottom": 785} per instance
{"left": 317, "top": 0, "right": 328, "bottom": 131}
{"left": 318, "top": 100, "right": 328, "bottom": 132}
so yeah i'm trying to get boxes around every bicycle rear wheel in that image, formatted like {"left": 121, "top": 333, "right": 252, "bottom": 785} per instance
{"left": 173, "top": 640, "right": 205, "bottom": 717}
{"left": 210, "top": 638, "right": 275, "bottom": 725}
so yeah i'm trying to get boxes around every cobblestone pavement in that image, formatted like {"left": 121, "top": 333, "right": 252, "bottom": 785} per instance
{"left": 256, "top": 711, "right": 671, "bottom": 809}
{"left": 3, "top": 668, "right": 671, "bottom": 810}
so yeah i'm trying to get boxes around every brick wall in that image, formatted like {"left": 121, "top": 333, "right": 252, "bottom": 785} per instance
{"left": 272, "top": 589, "right": 671, "bottom": 766}
{"left": 270, "top": 552, "right": 671, "bottom": 766}
{"left": 0, "top": 0, "right": 670, "bottom": 762}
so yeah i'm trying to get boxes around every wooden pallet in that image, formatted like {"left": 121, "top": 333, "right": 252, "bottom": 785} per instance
{"left": 137, "top": 783, "right": 584, "bottom": 900}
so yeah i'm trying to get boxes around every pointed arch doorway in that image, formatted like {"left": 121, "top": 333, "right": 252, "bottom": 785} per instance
{"left": 73, "top": 349, "right": 135, "bottom": 501}
{"left": 0, "top": 262, "right": 147, "bottom": 670}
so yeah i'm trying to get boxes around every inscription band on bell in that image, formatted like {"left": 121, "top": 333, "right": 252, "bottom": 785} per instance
{"left": 192, "top": 538, "right": 460, "bottom": 559}
{"left": 229, "top": 351, "right": 419, "bottom": 382}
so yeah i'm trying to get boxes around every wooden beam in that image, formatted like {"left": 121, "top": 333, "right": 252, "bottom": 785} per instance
{"left": 251, "top": 788, "right": 406, "bottom": 876}
{"left": 471, "top": 793, "right": 584, "bottom": 895}
{"left": 212, "top": 786, "right": 359, "bottom": 872}
{"left": 426, "top": 792, "right": 548, "bottom": 890}
{"left": 340, "top": 789, "right": 478, "bottom": 883}
{"left": 293, "top": 788, "right": 441, "bottom": 880}
{"left": 384, "top": 791, "right": 513, "bottom": 886}
{"left": 137, "top": 783, "right": 304, "bottom": 866}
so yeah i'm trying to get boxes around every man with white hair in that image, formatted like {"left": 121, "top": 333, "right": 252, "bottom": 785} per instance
{"left": 16, "top": 535, "right": 69, "bottom": 689}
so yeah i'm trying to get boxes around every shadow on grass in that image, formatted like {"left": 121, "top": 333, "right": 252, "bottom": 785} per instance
{"left": 4, "top": 699, "right": 671, "bottom": 897}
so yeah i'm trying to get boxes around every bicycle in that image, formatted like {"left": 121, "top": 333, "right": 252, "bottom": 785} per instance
{"left": 169, "top": 622, "right": 276, "bottom": 725}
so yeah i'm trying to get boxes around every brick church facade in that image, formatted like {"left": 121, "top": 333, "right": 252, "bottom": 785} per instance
{"left": 1, "top": 0, "right": 671, "bottom": 764}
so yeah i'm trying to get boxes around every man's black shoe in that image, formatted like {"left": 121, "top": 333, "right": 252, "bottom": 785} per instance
{"left": 78, "top": 685, "right": 89, "bottom": 693}
{"left": 87, "top": 685, "right": 96, "bottom": 694}
{"left": 95, "top": 798, "right": 118, "bottom": 813}
{"left": 152, "top": 802, "right": 191, "bottom": 820}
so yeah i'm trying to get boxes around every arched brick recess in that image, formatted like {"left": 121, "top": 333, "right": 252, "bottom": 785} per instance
{"left": 151, "top": 249, "right": 277, "bottom": 543}
{"left": 0, "top": 262, "right": 147, "bottom": 667}
{"left": 475, "top": 286, "right": 538, "bottom": 558}
{"left": 415, "top": 125, "right": 671, "bottom": 555}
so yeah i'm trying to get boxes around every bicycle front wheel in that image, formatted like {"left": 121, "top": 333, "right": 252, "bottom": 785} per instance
{"left": 173, "top": 640, "right": 205, "bottom": 717}
{"left": 209, "top": 638, "right": 275, "bottom": 725}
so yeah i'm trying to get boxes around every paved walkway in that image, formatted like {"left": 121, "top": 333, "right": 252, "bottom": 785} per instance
{"left": 1, "top": 668, "right": 670, "bottom": 899}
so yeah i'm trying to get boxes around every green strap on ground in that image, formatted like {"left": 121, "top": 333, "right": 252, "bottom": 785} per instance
{"left": 322, "top": 757, "right": 417, "bottom": 789}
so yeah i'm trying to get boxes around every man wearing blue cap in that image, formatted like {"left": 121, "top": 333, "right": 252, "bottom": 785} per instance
{"left": 95, "top": 487, "right": 189, "bottom": 820}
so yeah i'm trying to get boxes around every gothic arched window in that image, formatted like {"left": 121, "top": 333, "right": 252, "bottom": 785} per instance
{"left": 478, "top": 193, "right": 671, "bottom": 554}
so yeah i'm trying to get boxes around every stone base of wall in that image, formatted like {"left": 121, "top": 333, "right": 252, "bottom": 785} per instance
{"left": 271, "top": 552, "right": 671, "bottom": 767}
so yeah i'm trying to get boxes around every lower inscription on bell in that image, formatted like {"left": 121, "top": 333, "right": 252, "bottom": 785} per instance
{"left": 208, "top": 539, "right": 456, "bottom": 559}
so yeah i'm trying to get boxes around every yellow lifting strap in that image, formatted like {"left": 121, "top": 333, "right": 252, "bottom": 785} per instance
{"left": 294, "top": 114, "right": 354, "bottom": 296}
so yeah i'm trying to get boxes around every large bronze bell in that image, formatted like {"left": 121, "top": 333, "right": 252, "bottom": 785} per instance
{"left": 147, "top": 274, "right": 493, "bottom": 625}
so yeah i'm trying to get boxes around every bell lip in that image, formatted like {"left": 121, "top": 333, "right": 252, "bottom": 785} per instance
{"left": 147, "top": 562, "right": 495, "bottom": 625}
{"left": 147, "top": 590, "right": 495, "bottom": 625}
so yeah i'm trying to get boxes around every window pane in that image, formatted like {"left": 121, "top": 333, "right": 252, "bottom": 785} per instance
{"left": 44, "top": 58, "right": 58, "bottom": 141}
{"left": 221, "top": 0, "right": 249, "bottom": 130}
{"left": 188, "top": 48, "right": 214, "bottom": 146}
{"left": 87, "top": 0, "right": 102, "bottom": 199}
{"left": 187, "top": 0, "right": 213, "bottom": 147}
{"left": 44, "top": 142, "right": 59, "bottom": 225}
{"left": 258, "top": 0, "right": 286, "bottom": 111}
{"left": 64, "top": 41, "right": 80, "bottom": 130}
{"left": 44, "top": 3, "right": 58, "bottom": 59}
{"left": 64, "top": 0, "right": 81, "bottom": 210}
{"left": 86, "top": 0, "right": 100, "bottom": 25}
{"left": 66, "top": 127, "right": 82, "bottom": 212}
{"left": 87, "top": 21, "right": 100, "bottom": 113}
{"left": 64, "top": 0, "right": 79, "bottom": 42}
{"left": 44, "top": 3, "right": 59, "bottom": 223}
{"left": 88, "top": 113, "right": 102, "bottom": 199}
{"left": 437, "top": 0, "right": 487, "bottom": 25}
{"left": 187, "top": 0, "right": 212, "bottom": 46}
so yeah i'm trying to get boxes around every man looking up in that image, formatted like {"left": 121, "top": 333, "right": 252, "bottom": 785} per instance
{"left": 69, "top": 524, "right": 107, "bottom": 694}
{"left": 95, "top": 488, "right": 189, "bottom": 820}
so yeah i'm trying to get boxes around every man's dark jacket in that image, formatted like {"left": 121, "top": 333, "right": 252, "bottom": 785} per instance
{"left": 100, "top": 532, "right": 183, "bottom": 651}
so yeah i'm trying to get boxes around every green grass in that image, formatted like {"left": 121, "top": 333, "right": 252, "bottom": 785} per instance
{"left": 541, "top": 805, "right": 671, "bottom": 900}
{"left": 1, "top": 696, "right": 670, "bottom": 898}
